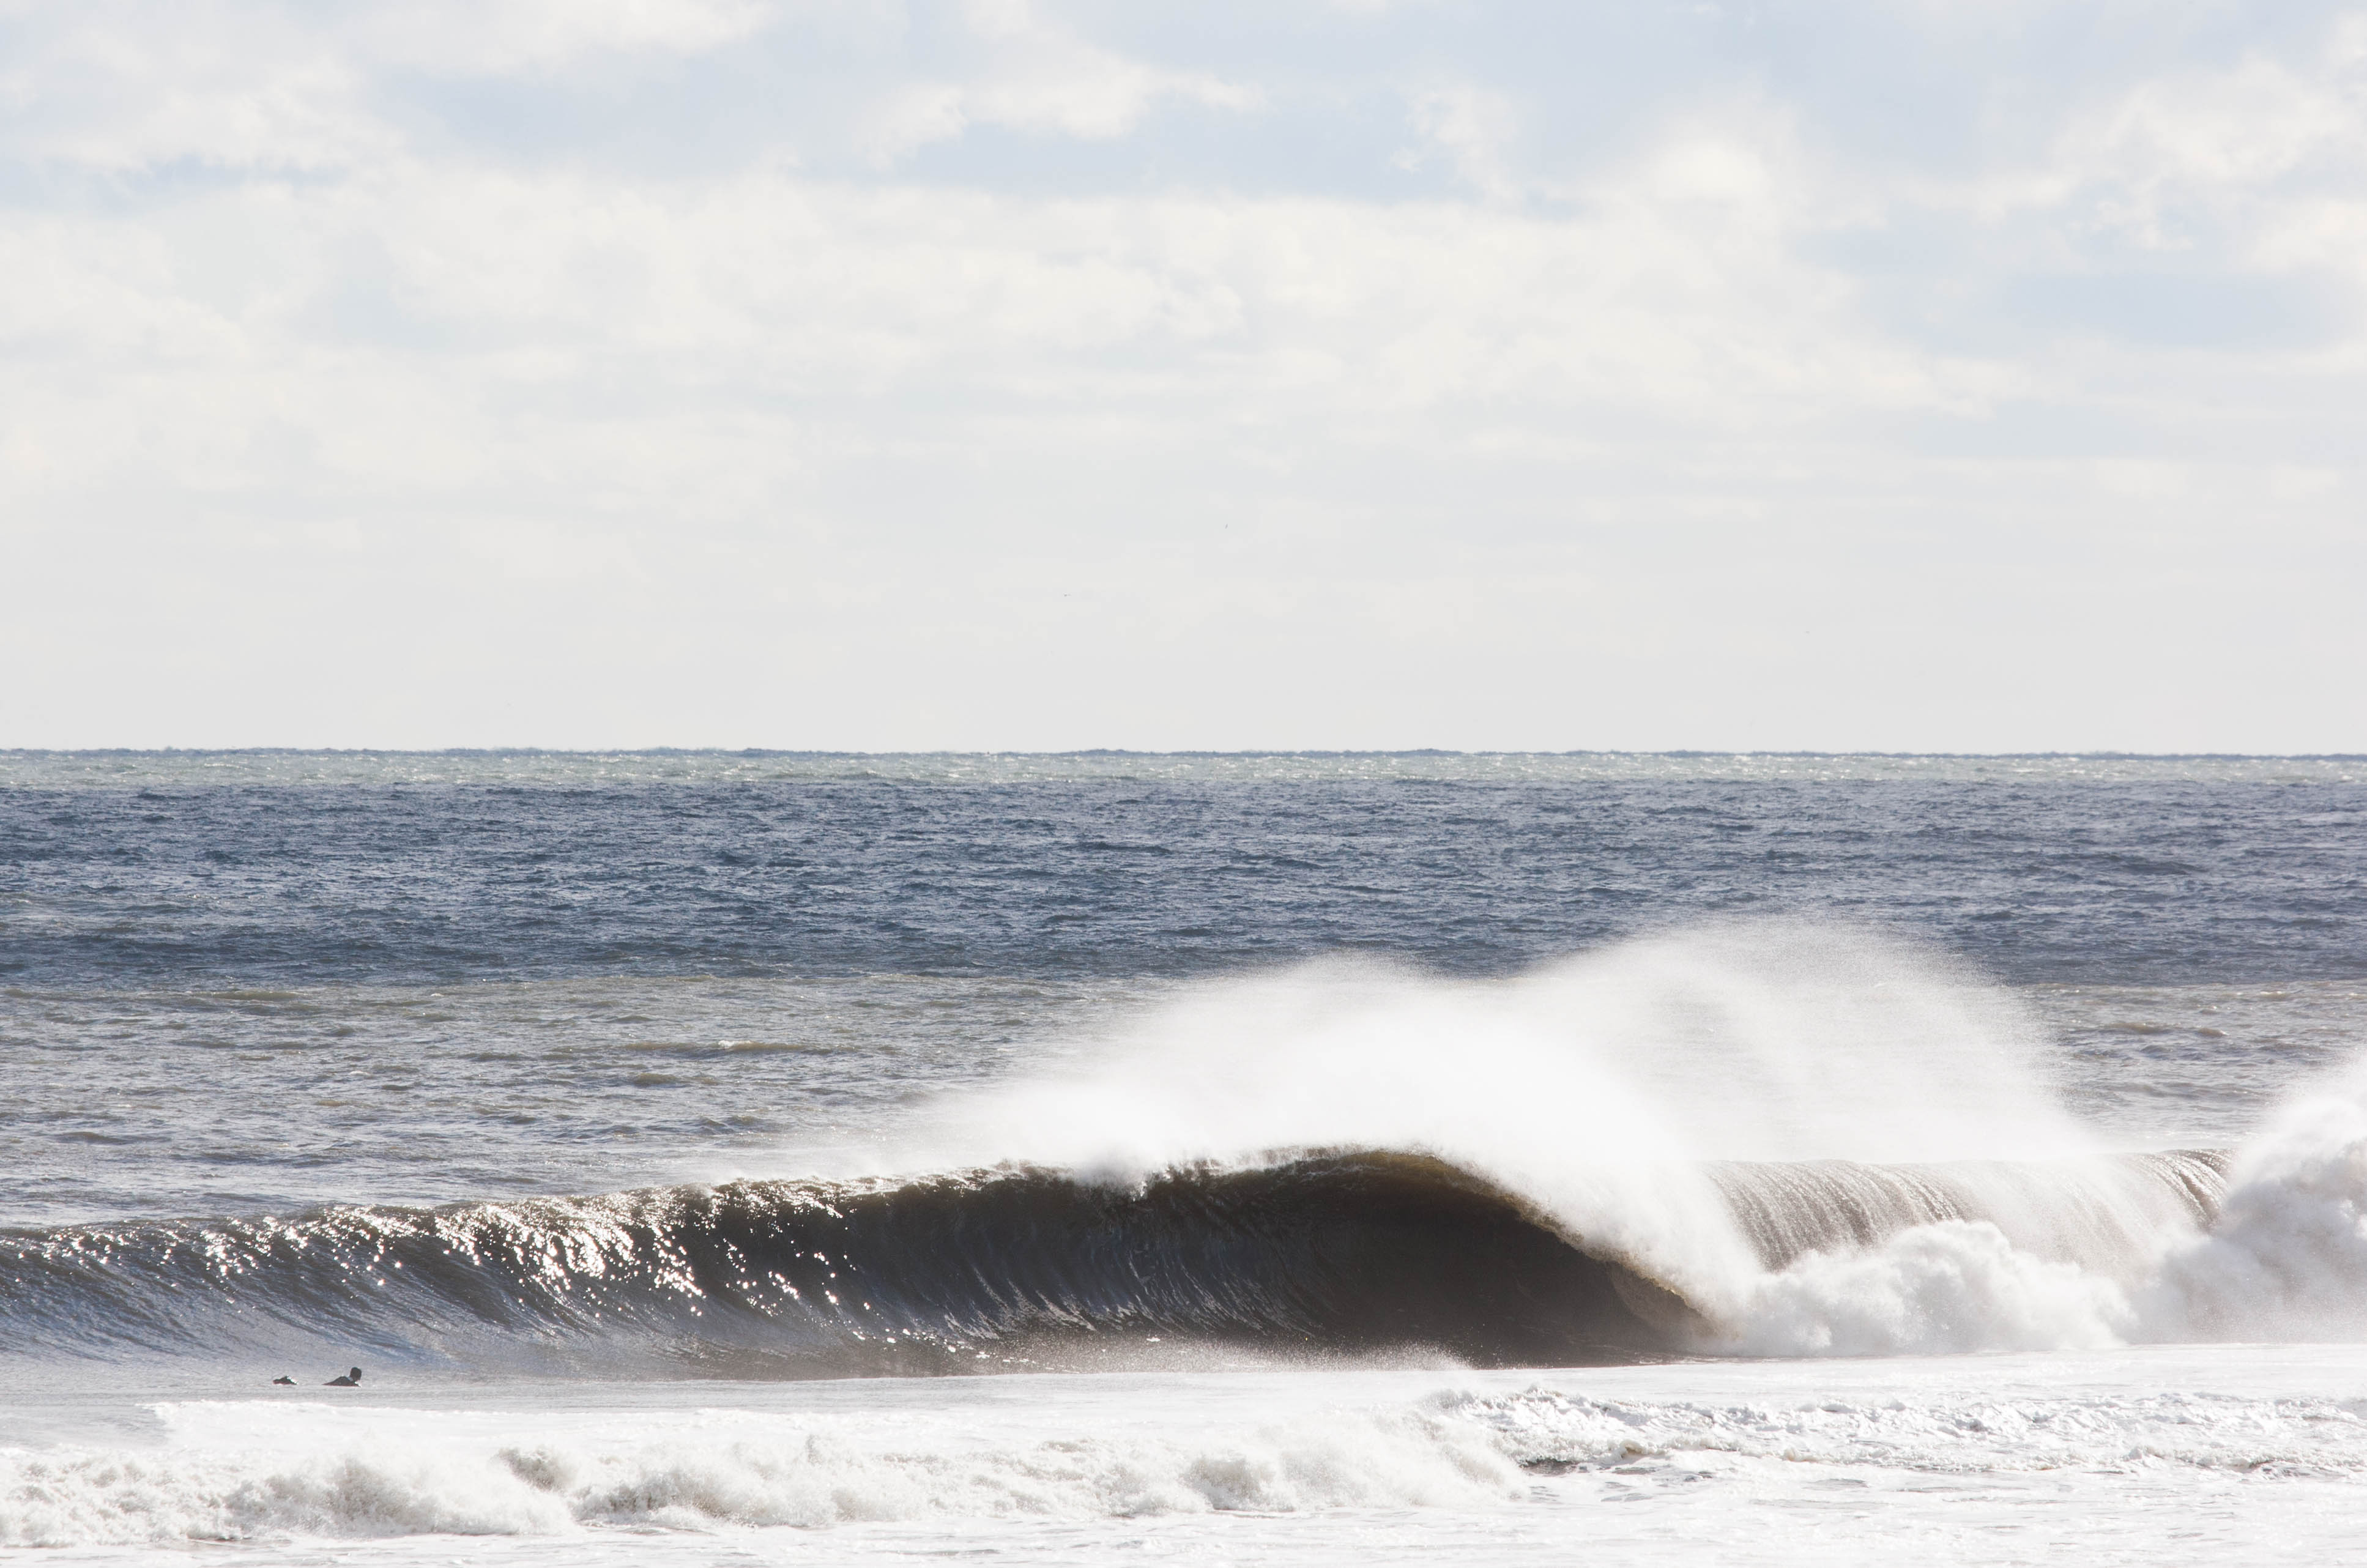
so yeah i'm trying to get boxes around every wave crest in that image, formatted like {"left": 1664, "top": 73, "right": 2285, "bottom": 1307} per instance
{"left": 0, "top": 1146, "right": 2231, "bottom": 1373}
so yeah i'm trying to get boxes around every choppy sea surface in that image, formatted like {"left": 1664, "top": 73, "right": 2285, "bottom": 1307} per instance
{"left": 4, "top": 750, "right": 2366, "bottom": 1563}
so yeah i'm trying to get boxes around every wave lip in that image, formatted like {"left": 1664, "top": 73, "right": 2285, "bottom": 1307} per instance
{"left": 1707, "top": 1150, "right": 2228, "bottom": 1270}
{"left": 0, "top": 1146, "right": 2234, "bottom": 1374}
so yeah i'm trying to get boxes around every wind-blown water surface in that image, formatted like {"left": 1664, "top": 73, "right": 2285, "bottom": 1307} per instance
{"left": 3, "top": 751, "right": 2365, "bottom": 1561}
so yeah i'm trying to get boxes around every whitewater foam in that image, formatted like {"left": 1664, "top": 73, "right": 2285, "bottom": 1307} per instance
{"left": 1, "top": 1391, "right": 1526, "bottom": 1546}
{"left": 13, "top": 1353, "right": 2367, "bottom": 1552}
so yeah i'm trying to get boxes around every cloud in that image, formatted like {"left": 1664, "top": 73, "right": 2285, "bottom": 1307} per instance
{"left": 0, "top": 1, "right": 2363, "bottom": 748}
{"left": 860, "top": 0, "right": 1258, "bottom": 161}
{"left": 0, "top": 1, "right": 783, "bottom": 174}
{"left": 1950, "top": 15, "right": 2367, "bottom": 277}
{"left": 0, "top": 6, "right": 384, "bottom": 172}
{"left": 0, "top": 140, "right": 1983, "bottom": 537}
{"left": 1399, "top": 84, "right": 1524, "bottom": 201}
{"left": 357, "top": 0, "right": 773, "bottom": 73}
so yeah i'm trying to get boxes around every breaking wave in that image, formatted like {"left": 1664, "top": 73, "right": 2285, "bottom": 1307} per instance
{"left": 0, "top": 1146, "right": 2231, "bottom": 1374}
{"left": 6, "top": 922, "right": 2366, "bottom": 1375}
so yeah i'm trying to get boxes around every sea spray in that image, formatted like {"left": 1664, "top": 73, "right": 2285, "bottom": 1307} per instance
{"left": 896, "top": 923, "right": 2223, "bottom": 1351}
{"left": 2141, "top": 1060, "right": 2367, "bottom": 1342}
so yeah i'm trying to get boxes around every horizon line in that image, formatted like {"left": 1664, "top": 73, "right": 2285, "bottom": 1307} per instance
{"left": 6, "top": 748, "right": 2365, "bottom": 762}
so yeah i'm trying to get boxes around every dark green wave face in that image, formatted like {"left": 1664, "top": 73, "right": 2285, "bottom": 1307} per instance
{"left": 0, "top": 1148, "right": 2231, "bottom": 1377}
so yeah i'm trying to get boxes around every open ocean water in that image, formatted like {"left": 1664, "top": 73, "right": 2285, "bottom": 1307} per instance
{"left": 4, "top": 749, "right": 2367, "bottom": 1564}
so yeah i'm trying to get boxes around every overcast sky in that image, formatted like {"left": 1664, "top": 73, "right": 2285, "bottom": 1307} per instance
{"left": 3, "top": 1, "right": 2363, "bottom": 751}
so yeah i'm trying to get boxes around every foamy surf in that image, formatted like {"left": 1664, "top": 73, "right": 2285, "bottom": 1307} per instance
{"left": 12, "top": 1353, "right": 2367, "bottom": 1556}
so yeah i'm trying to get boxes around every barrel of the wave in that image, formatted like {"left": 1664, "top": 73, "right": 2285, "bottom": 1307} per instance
{"left": 0, "top": 1149, "right": 2230, "bottom": 1370}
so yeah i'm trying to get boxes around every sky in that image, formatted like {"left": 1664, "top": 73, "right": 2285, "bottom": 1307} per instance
{"left": 2, "top": 0, "right": 2363, "bottom": 751}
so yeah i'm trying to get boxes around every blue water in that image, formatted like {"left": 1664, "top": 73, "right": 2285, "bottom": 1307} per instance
{"left": 7, "top": 752, "right": 2363, "bottom": 991}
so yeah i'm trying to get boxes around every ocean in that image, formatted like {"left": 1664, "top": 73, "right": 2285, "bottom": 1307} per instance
{"left": 3, "top": 750, "right": 2366, "bottom": 1563}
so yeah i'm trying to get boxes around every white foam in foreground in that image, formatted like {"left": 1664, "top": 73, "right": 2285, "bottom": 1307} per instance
{"left": 10, "top": 1348, "right": 2367, "bottom": 1565}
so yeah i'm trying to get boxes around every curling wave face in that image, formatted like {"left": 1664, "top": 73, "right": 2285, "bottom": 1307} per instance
{"left": 0, "top": 1146, "right": 2235, "bottom": 1375}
